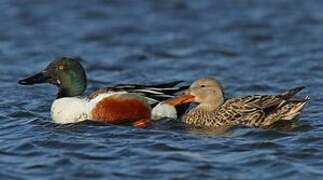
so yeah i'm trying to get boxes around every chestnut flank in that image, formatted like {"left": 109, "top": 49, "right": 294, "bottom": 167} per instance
{"left": 91, "top": 96, "right": 151, "bottom": 124}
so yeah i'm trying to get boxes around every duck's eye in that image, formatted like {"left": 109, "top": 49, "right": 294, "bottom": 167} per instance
{"left": 200, "top": 85, "right": 206, "bottom": 88}
{"left": 58, "top": 65, "right": 65, "bottom": 70}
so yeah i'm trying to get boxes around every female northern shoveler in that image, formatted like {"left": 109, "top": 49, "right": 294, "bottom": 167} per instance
{"left": 169, "top": 77, "right": 309, "bottom": 128}
{"left": 18, "top": 57, "right": 188, "bottom": 127}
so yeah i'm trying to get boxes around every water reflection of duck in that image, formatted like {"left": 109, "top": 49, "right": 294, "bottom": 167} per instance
{"left": 18, "top": 57, "right": 188, "bottom": 127}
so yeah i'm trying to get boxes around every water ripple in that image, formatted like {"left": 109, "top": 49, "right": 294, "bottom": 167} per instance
{"left": 1, "top": 0, "right": 323, "bottom": 179}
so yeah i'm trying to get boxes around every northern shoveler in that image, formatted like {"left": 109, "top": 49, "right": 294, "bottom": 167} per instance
{"left": 18, "top": 57, "right": 188, "bottom": 127}
{"left": 168, "top": 77, "right": 309, "bottom": 128}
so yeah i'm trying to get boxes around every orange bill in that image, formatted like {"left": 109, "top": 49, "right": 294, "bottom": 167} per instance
{"left": 163, "top": 93, "right": 195, "bottom": 106}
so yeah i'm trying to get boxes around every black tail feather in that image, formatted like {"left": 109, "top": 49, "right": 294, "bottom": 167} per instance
{"left": 113, "top": 81, "right": 188, "bottom": 102}
{"left": 281, "top": 86, "right": 305, "bottom": 100}
{"left": 115, "top": 81, "right": 185, "bottom": 89}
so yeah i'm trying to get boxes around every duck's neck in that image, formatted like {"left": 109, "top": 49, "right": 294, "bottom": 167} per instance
{"left": 55, "top": 65, "right": 87, "bottom": 99}
{"left": 56, "top": 83, "right": 86, "bottom": 99}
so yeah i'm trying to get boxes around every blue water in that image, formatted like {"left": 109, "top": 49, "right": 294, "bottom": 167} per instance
{"left": 1, "top": 0, "right": 323, "bottom": 179}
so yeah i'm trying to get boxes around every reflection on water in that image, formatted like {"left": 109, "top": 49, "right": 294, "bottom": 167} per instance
{"left": 189, "top": 126, "right": 232, "bottom": 136}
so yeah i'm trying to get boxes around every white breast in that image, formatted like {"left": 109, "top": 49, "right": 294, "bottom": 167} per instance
{"left": 51, "top": 97, "right": 90, "bottom": 124}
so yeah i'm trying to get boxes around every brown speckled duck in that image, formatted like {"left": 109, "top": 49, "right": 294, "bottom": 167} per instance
{"left": 172, "top": 77, "right": 309, "bottom": 128}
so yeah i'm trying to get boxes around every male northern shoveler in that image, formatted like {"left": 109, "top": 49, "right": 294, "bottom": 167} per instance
{"left": 18, "top": 57, "right": 188, "bottom": 127}
{"left": 169, "top": 77, "right": 309, "bottom": 128}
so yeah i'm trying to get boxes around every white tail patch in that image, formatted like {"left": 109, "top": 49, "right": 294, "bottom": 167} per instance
{"left": 151, "top": 102, "right": 177, "bottom": 120}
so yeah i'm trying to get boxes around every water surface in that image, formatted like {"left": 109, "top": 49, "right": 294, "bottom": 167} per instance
{"left": 1, "top": 0, "right": 323, "bottom": 179}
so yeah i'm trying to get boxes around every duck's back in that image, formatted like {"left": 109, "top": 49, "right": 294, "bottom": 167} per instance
{"left": 184, "top": 87, "right": 308, "bottom": 128}
{"left": 183, "top": 96, "right": 269, "bottom": 128}
{"left": 88, "top": 81, "right": 188, "bottom": 104}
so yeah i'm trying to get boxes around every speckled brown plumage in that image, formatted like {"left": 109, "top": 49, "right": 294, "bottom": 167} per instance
{"left": 181, "top": 77, "right": 309, "bottom": 128}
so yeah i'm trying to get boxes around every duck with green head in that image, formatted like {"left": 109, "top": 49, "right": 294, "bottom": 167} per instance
{"left": 19, "top": 57, "right": 87, "bottom": 98}
{"left": 18, "top": 57, "right": 189, "bottom": 127}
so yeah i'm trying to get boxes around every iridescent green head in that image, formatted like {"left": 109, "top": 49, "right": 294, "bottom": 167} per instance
{"left": 18, "top": 57, "right": 87, "bottom": 98}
